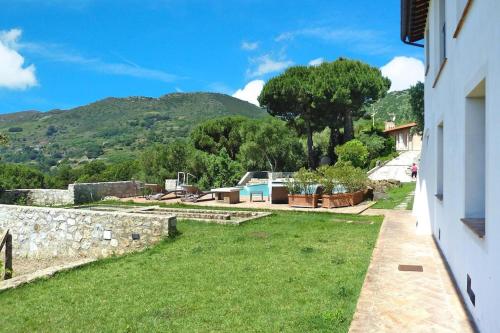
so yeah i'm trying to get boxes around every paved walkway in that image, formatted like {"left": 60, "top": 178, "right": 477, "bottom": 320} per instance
{"left": 369, "top": 150, "right": 420, "bottom": 182}
{"left": 350, "top": 209, "right": 476, "bottom": 333}
{"left": 394, "top": 191, "right": 415, "bottom": 210}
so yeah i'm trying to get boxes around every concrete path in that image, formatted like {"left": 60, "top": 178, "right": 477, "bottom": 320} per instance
{"left": 369, "top": 150, "right": 420, "bottom": 182}
{"left": 349, "top": 209, "right": 476, "bottom": 333}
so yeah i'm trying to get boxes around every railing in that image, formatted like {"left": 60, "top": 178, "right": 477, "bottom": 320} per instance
{"left": 0, "top": 229, "right": 12, "bottom": 280}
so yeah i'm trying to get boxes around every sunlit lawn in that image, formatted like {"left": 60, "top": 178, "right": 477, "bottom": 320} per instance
{"left": 0, "top": 210, "right": 382, "bottom": 333}
{"left": 372, "top": 182, "right": 416, "bottom": 210}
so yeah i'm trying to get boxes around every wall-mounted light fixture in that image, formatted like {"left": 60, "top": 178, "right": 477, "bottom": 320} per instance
{"left": 103, "top": 230, "right": 112, "bottom": 240}
{"left": 132, "top": 233, "right": 140, "bottom": 240}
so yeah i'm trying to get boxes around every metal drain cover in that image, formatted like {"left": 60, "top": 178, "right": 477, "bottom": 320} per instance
{"left": 398, "top": 264, "right": 423, "bottom": 272}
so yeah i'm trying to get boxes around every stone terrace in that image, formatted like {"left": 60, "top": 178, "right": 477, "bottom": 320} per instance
{"left": 349, "top": 209, "right": 476, "bottom": 333}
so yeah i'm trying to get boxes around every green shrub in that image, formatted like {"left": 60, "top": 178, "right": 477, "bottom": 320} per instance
{"left": 317, "top": 165, "right": 337, "bottom": 194}
{"left": 357, "top": 132, "right": 386, "bottom": 160}
{"left": 318, "top": 164, "right": 367, "bottom": 193}
{"left": 331, "top": 164, "right": 368, "bottom": 192}
{"left": 0, "top": 163, "right": 46, "bottom": 190}
{"left": 292, "top": 168, "right": 318, "bottom": 195}
{"left": 335, "top": 139, "right": 369, "bottom": 168}
{"left": 196, "top": 148, "right": 244, "bottom": 190}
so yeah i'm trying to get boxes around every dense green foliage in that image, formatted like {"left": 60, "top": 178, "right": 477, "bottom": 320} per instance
{"left": 0, "top": 163, "right": 47, "bottom": 189}
{"left": 409, "top": 82, "right": 424, "bottom": 133}
{"left": 258, "top": 66, "right": 322, "bottom": 168}
{"left": 0, "top": 93, "right": 267, "bottom": 169}
{"left": 287, "top": 164, "right": 368, "bottom": 195}
{"left": 0, "top": 116, "right": 307, "bottom": 191}
{"left": 364, "top": 90, "right": 414, "bottom": 125}
{"left": 318, "top": 164, "right": 368, "bottom": 193}
{"left": 0, "top": 209, "right": 382, "bottom": 332}
{"left": 259, "top": 58, "right": 390, "bottom": 167}
{"left": 0, "top": 133, "right": 7, "bottom": 146}
{"left": 190, "top": 116, "right": 248, "bottom": 159}
{"left": 239, "top": 118, "right": 305, "bottom": 172}
{"left": 335, "top": 140, "right": 369, "bottom": 169}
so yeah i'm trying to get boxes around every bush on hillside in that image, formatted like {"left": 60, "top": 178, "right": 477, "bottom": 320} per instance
{"left": 0, "top": 163, "right": 47, "bottom": 190}
{"left": 335, "top": 139, "right": 369, "bottom": 168}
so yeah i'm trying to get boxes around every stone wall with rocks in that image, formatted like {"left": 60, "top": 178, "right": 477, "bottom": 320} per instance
{"left": 0, "top": 189, "right": 75, "bottom": 206}
{"left": 0, "top": 181, "right": 146, "bottom": 206}
{"left": 0, "top": 204, "right": 176, "bottom": 259}
{"left": 70, "top": 181, "right": 143, "bottom": 204}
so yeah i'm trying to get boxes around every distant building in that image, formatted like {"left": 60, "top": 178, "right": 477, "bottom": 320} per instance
{"left": 383, "top": 122, "right": 421, "bottom": 151}
{"left": 402, "top": 0, "right": 500, "bottom": 331}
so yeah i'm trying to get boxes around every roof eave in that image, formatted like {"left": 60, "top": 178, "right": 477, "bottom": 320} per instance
{"left": 401, "top": 0, "right": 429, "bottom": 48}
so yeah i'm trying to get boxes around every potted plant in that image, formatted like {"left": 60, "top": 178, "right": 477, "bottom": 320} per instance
{"left": 287, "top": 168, "right": 321, "bottom": 208}
{"left": 319, "top": 164, "right": 367, "bottom": 208}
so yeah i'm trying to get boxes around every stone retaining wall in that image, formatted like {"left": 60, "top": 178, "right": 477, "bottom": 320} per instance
{"left": 0, "top": 189, "right": 75, "bottom": 206}
{"left": 70, "top": 181, "right": 142, "bottom": 204}
{"left": 0, "top": 204, "right": 176, "bottom": 259}
{"left": 0, "top": 181, "right": 146, "bottom": 206}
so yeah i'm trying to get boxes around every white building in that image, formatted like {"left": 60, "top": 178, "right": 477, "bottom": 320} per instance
{"left": 384, "top": 122, "right": 422, "bottom": 151}
{"left": 402, "top": 0, "right": 500, "bottom": 332}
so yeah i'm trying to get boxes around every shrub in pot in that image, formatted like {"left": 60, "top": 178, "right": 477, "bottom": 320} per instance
{"left": 287, "top": 168, "right": 321, "bottom": 208}
{"left": 319, "top": 163, "right": 368, "bottom": 208}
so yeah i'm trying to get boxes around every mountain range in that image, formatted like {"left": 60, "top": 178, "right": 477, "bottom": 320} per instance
{"left": 0, "top": 90, "right": 413, "bottom": 168}
{"left": 0, "top": 93, "right": 267, "bottom": 167}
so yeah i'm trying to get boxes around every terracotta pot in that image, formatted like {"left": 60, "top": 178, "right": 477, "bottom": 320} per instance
{"left": 287, "top": 194, "right": 320, "bottom": 208}
{"left": 322, "top": 190, "right": 365, "bottom": 208}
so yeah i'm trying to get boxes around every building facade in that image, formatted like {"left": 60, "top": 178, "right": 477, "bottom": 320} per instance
{"left": 402, "top": 0, "right": 500, "bottom": 332}
{"left": 384, "top": 122, "right": 422, "bottom": 151}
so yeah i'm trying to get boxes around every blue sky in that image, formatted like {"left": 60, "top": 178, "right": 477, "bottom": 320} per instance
{"left": 0, "top": 0, "right": 424, "bottom": 114}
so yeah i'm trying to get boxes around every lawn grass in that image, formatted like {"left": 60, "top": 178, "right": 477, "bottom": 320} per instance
{"left": 372, "top": 182, "right": 416, "bottom": 210}
{"left": 0, "top": 210, "right": 382, "bottom": 333}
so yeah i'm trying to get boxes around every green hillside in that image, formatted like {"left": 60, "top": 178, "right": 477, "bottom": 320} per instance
{"left": 0, "top": 93, "right": 267, "bottom": 167}
{"left": 365, "top": 89, "right": 414, "bottom": 125}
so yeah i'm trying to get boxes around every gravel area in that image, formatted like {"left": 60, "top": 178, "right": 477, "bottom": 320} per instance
{"left": 10, "top": 257, "right": 89, "bottom": 277}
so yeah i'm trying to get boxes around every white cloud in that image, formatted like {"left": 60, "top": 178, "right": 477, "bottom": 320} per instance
{"left": 241, "top": 41, "right": 259, "bottom": 51}
{"left": 232, "top": 80, "right": 264, "bottom": 106}
{"left": 19, "top": 40, "right": 178, "bottom": 82}
{"left": 275, "top": 26, "right": 392, "bottom": 55}
{"left": 0, "top": 29, "right": 37, "bottom": 90}
{"left": 380, "top": 56, "right": 425, "bottom": 92}
{"left": 246, "top": 55, "right": 293, "bottom": 78}
{"left": 276, "top": 27, "right": 377, "bottom": 43}
{"left": 308, "top": 57, "right": 325, "bottom": 66}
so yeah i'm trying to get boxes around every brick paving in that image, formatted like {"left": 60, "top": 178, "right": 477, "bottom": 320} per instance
{"left": 349, "top": 209, "right": 476, "bottom": 333}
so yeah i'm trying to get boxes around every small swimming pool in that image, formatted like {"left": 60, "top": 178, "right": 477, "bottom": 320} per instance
{"left": 239, "top": 183, "right": 269, "bottom": 197}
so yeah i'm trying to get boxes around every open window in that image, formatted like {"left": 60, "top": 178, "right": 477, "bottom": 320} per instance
{"left": 462, "top": 79, "right": 486, "bottom": 238}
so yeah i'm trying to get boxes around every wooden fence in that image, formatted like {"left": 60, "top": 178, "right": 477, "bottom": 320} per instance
{"left": 0, "top": 229, "right": 12, "bottom": 280}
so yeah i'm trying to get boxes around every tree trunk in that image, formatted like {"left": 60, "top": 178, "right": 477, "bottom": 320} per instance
{"left": 328, "top": 126, "right": 341, "bottom": 164}
{"left": 343, "top": 109, "right": 354, "bottom": 142}
{"left": 305, "top": 120, "right": 315, "bottom": 169}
